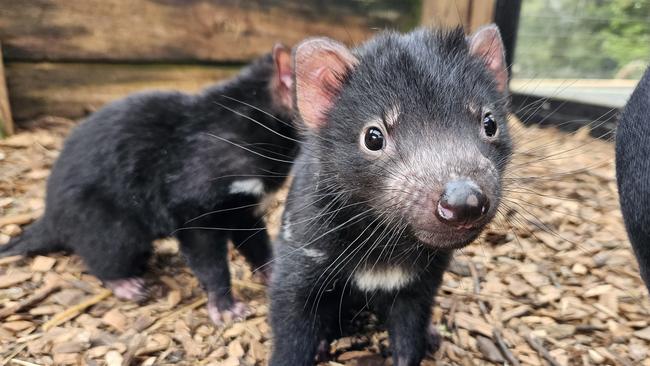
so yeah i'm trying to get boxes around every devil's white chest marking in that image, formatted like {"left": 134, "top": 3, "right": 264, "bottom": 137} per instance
{"left": 229, "top": 179, "right": 265, "bottom": 196}
{"left": 354, "top": 266, "right": 414, "bottom": 292}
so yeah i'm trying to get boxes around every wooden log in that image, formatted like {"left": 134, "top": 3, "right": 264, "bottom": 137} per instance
{"left": 5, "top": 62, "right": 240, "bottom": 121}
{"left": 0, "top": 0, "right": 418, "bottom": 63}
{"left": 420, "top": 0, "right": 495, "bottom": 33}
{"left": 420, "top": 0, "right": 471, "bottom": 30}
{"left": 0, "top": 43, "right": 14, "bottom": 136}
{"left": 469, "top": 0, "right": 496, "bottom": 32}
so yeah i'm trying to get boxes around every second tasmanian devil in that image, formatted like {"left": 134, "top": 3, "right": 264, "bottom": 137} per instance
{"left": 616, "top": 66, "right": 650, "bottom": 292}
{"left": 1, "top": 45, "right": 296, "bottom": 325}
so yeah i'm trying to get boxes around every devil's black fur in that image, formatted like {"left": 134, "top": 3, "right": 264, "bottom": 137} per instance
{"left": 1, "top": 53, "right": 297, "bottom": 315}
{"left": 616, "top": 66, "right": 650, "bottom": 292}
{"left": 269, "top": 28, "right": 512, "bottom": 366}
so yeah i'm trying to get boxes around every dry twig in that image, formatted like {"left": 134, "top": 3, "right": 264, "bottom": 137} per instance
{"left": 146, "top": 297, "right": 207, "bottom": 332}
{"left": 493, "top": 329, "right": 520, "bottom": 366}
{"left": 525, "top": 334, "right": 561, "bottom": 366}
{"left": 0, "top": 281, "right": 61, "bottom": 319}
{"left": 42, "top": 289, "right": 112, "bottom": 331}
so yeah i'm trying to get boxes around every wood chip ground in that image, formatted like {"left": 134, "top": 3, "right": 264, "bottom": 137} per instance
{"left": 1, "top": 116, "right": 648, "bottom": 365}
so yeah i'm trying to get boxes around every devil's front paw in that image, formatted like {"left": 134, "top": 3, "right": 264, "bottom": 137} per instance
{"left": 207, "top": 292, "right": 252, "bottom": 326}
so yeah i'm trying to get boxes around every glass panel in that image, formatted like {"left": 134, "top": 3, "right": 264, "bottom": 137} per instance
{"left": 510, "top": 0, "right": 650, "bottom": 107}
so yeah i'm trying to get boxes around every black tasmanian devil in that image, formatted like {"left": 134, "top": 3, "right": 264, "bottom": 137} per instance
{"left": 616, "top": 66, "right": 650, "bottom": 293}
{"left": 0, "top": 45, "right": 297, "bottom": 325}
{"left": 269, "top": 25, "right": 512, "bottom": 366}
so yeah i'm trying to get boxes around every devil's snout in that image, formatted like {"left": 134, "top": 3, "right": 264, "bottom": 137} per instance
{"left": 436, "top": 180, "right": 489, "bottom": 227}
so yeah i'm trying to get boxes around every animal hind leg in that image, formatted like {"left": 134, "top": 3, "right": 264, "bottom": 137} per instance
{"left": 73, "top": 208, "right": 153, "bottom": 302}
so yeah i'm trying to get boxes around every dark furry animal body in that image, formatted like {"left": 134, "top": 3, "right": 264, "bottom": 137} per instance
{"left": 269, "top": 26, "right": 512, "bottom": 365}
{"left": 616, "top": 66, "right": 650, "bottom": 292}
{"left": 1, "top": 46, "right": 296, "bottom": 324}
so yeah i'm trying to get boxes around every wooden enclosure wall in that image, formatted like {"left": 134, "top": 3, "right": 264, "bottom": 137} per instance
{"left": 0, "top": 0, "right": 494, "bottom": 127}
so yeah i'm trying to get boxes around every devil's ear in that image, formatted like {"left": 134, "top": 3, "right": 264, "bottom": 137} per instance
{"left": 468, "top": 24, "right": 508, "bottom": 93}
{"left": 272, "top": 43, "right": 293, "bottom": 110}
{"left": 294, "top": 37, "right": 358, "bottom": 130}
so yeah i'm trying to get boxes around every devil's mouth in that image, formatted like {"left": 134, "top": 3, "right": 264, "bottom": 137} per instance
{"left": 413, "top": 227, "right": 483, "bottom": 249}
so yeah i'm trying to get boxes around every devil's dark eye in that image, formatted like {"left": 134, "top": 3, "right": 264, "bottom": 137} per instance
{"left": 364, "top": 127, "right": 385, "bottom": 151}
{"left": 483, "top": 113, "right": 498, "bottom": 137}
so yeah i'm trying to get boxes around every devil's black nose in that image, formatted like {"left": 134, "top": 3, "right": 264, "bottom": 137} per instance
{"left": 436, "top": 180, "right": 489, "bottom": 227}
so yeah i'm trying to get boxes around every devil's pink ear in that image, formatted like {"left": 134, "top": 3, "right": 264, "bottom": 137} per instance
{"left": 272, "top": 43, "right": 293, "bottom": 109}
{"left": 468, "top": 24, "right": 508, "bottom": 93}
{"left": 294, "top": 37, "right": 358, "bottom": 130}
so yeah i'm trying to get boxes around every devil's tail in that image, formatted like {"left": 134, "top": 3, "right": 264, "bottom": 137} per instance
{"left": 0, "top": 219, "right": 61, "bottom": 257}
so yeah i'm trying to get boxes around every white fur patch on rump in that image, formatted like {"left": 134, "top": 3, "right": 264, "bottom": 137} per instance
{"left": 354, "top": 266, "right": 413, "bottom": 292}
{"left": 229, "top": 179, "right": 265, "bottom": 196}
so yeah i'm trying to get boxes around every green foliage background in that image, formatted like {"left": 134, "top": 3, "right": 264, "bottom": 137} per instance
{"left": 513, "top": 0, "right": 650, "bottom": 79}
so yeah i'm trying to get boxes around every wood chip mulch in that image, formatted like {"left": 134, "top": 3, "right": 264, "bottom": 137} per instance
{"left": 0, "top": 115, "right": 648, "bottom": 366}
